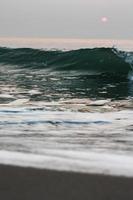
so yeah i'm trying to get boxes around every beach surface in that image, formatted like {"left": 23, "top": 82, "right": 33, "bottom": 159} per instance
{"left": 0, "top": 164, "right": 133, "bottom": 200}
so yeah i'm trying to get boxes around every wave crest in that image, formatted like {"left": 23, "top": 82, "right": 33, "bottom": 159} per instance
{"left": 0, "top": 47, "right": 132, "bottom": 74}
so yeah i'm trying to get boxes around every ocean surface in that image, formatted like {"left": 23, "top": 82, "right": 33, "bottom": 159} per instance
{"left": 0, "top": 38, "right": 133, "bottom": 177}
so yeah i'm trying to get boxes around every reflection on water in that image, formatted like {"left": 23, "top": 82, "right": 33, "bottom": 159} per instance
{"left": 0, "top": 66, "right": 132, "bottom": 104}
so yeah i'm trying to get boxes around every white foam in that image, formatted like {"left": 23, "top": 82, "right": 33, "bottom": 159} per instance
{"left": 0, "top": 94, "right": 15, "bottom": 99}
{"left": 8, "top": 99, "right": 29, "bottom": 106}
{"left": 0, "top": 150, "right": 133, "bottom": 177}
{"left": 0, "top": 109, "right": 133, "bottom": 177}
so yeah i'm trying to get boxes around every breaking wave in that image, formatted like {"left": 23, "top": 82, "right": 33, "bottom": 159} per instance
{"left": 0, "top": 47, "right": 132, "bottom": 75}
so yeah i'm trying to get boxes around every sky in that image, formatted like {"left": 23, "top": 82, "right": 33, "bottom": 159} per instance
{"left": 0, "top": 0, "right": 132, "bottom": 39}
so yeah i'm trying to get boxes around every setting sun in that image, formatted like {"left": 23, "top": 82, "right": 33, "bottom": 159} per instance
{"left": 101, "top": 16, "right": 108, "bottom": 23}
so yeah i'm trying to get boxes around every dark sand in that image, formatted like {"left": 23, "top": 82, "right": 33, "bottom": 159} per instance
{"left": 0, "top": 164, "right": 133, "bottom": 200}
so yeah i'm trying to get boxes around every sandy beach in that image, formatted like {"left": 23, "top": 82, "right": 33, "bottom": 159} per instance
{"left": 0, "top": 164, "right": 133, "bottom": 200}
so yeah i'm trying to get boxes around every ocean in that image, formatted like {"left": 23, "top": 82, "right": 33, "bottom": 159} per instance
{"left": 0, "top": 38, "right": 133, "bottom": 177}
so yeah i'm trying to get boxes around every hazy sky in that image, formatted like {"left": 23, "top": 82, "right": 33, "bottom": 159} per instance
{"left": 0, "top": 0, "right": 132, "bottom": 39}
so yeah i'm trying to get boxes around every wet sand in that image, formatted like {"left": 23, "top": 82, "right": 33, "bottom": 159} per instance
{"left": 0, "top": 164, "right": 133, "bottom": 200}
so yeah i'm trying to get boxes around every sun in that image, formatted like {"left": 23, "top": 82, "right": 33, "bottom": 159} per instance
{"left": 101, "top": 16, "right": 108, "bottom": 23}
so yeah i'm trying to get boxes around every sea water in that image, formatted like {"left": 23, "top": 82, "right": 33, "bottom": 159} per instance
{"left": 0, "top": 38, "right": 133, "bottom": 177}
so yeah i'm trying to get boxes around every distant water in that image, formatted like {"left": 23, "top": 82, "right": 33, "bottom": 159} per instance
{"left": 0, "top": 38, "right": 133, "bottom": 177}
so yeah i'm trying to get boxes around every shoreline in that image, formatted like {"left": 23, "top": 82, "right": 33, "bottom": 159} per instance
{"left": 0, "top": 164, "right": 133, "bottom": 200}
